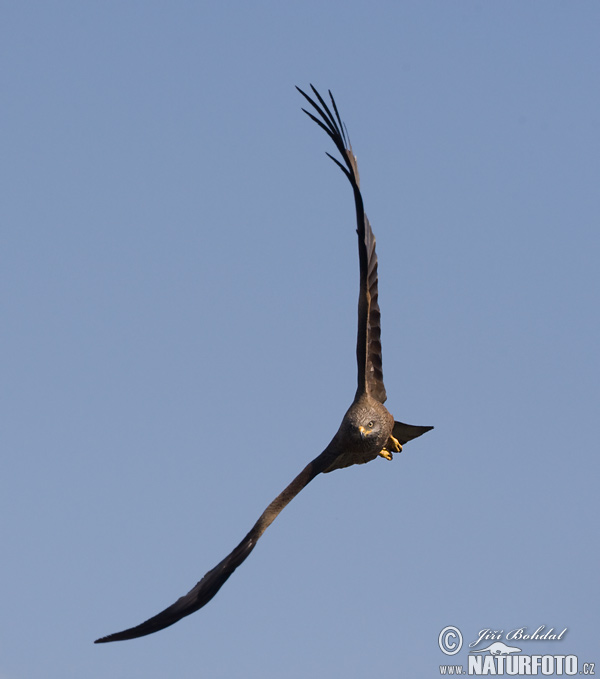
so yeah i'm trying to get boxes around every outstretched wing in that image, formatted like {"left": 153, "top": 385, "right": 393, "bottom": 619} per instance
{"left": 297, "top": 85, "right": 386, "bottom": 404}
{"left": 95, "top": 445, "right": 339, "bottom": 643}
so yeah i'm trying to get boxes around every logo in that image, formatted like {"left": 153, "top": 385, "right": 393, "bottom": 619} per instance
{"left": 470, "top": 641, "right": 521, "bottom": 656}
{"left": 437, "top": 625, "right": 595, "bottom": 676}
{"left": 439, "top": 626, "right": 463, "bottom": 656}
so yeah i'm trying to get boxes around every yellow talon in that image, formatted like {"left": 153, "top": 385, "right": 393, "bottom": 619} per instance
{"left": 378, "top": 448, "right": 393, "bottom": 461}
{"left": 389, "top": 435, "right": 402, "bottom": 453}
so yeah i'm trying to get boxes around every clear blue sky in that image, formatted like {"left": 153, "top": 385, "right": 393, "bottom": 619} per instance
{"left": 2, "top": 2, "right": 598, "bottom": 677}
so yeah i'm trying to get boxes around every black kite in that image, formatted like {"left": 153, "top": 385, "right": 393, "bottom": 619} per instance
{"left": 95, "top": 86, "right": 432, "bottom": 643}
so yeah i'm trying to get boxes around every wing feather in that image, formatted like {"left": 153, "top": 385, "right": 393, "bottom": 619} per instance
{"left": 298, "top": 85, "right": 387, "bottom": 403}
{"left": 94, "top": 445, "right": 340, "bottom": 642}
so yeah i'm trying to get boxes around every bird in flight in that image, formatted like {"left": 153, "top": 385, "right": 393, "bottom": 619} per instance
{"left": 95, "top": 85, "right": 433, "bottom": 643}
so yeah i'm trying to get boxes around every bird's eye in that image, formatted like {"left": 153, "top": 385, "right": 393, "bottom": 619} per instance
{"left": 367, "top": 421, "right": 374, "bottom": 428}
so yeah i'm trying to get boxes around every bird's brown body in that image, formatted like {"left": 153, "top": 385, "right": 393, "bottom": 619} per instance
{"left": 325, "top": 394, "right": 395, "bottom": 472}
{"left": 95, "top": 86, "right": 432, "bottom": 644}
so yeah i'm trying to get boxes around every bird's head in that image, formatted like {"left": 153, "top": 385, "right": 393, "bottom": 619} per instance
{"left": 342, "top": 399, "right": 391, "bottom": 448}
{"left": 358, "top": 421, "right": 377, "bottom": 440}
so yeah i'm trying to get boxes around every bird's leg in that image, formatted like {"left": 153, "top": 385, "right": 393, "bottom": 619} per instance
{"left": 388, "top": 435, "right": 402, "bottom": 453}
{"left": 378, "top": 435, "right": 402, "bottom": 461}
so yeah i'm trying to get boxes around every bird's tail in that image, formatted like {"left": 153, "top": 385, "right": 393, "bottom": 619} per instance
{"left": 392, "top": 421, "right": 433, "bottom": 445}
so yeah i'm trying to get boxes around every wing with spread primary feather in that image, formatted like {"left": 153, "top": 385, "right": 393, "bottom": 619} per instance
{"left": 297, "top": 86, "right": 386, "bottom": 404}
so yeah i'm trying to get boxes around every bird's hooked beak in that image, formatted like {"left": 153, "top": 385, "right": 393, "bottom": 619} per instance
{"left": 358, "top": 425, "right": 372, "bottom": 440}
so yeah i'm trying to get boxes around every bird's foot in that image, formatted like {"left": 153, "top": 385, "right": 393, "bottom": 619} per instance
{"left": 378, "top": 448, "right": 393, "bottom": 461}
{"left": 389, "top": 435, "right": 402, "bottom": 453}
{"left": 378, "top": 436, "right": 402, "bottom": 460}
